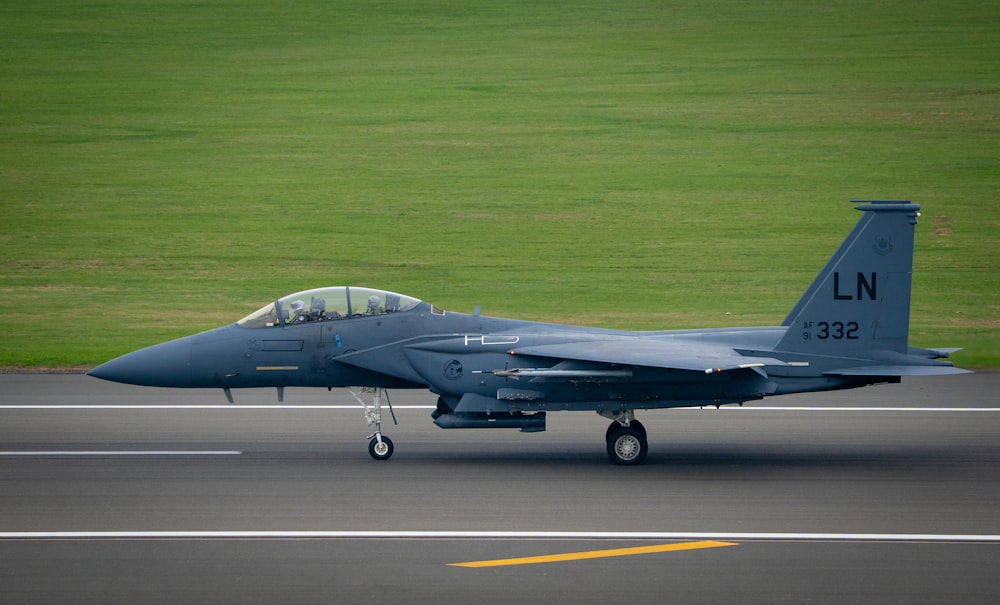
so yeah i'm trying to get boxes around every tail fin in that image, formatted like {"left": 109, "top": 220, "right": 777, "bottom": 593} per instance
{"left": 777, "top": 201, "right": 918, "bottom": 356}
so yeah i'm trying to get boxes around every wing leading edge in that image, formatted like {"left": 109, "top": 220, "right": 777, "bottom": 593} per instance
{"left": 508, "top": 339, "right": 789, "bottom": 376}
{"left": 824, "top": 365, "right": 971, "bottom": 377}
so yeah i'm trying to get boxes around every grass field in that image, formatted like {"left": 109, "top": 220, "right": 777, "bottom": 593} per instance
{"left": 1, "top": 0, "right": 997, "bottom": 368}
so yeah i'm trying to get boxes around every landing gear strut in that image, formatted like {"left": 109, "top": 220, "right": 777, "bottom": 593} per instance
{"left": 601, "top": 410, "right": 648, "bottom": 465}
{"left": 350, "top": 387, "right": 396, "bottom": 461}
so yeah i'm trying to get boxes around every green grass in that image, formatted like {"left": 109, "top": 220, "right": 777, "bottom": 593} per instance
{"left": 1, "top": 0, "right": 997, "bottom": 368}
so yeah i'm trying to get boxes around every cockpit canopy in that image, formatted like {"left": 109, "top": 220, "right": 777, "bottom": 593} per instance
{"left": 237, "top": 287, "right": 422, "bottom": 328}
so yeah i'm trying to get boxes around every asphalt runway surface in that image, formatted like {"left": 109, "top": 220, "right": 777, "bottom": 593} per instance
{"left": 1, "top": 373, "right": 997, "bottom": 604}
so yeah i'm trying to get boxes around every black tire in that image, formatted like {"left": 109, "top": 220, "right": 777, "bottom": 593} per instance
{"left": 368, "top": 435, "right": 394, "bottom": 460}
{"left": 606, "top": 425, "right": 648, "bottom": 466}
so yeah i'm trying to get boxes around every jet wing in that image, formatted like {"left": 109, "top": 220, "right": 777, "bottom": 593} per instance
{"left": 509, "top": 339, "right": 789, "bottom": 375}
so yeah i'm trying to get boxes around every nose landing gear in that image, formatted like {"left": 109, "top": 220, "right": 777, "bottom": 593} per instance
{"left": 349, "top": 387, "right": 397, "bottom": 461}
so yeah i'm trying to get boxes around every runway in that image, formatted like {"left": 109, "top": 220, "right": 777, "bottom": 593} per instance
{"left": 1, "top": 373, "right": 997, "bottom": 603}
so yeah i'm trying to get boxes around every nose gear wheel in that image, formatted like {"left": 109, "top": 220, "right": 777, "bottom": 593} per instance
{"left": 368, "top": 435, "right": 394, "bottom": 460}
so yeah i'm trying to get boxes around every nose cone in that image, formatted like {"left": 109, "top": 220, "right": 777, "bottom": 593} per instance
{"left": 88, "top": 337, "right": 194, "bottom": 387}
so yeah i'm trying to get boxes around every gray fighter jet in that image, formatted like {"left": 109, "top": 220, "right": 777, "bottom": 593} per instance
{"left": 89, "top": 201, "right": 969, "bottom": 464}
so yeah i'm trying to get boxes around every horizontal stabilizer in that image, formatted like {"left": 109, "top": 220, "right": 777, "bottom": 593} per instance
{"left": 824, "top": 365, "right": 973, "bottom": 377}
{"left": 914, "top": 347, "right": 962, "bottom": 359}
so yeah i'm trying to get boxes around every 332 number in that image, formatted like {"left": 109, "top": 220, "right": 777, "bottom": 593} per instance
{"left": 815, "top": 321, "right": 859, "bottom": 340}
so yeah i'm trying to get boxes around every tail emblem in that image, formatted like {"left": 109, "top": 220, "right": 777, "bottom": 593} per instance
{"left": 873, "top": 236, "right": 893, "bottom": 256}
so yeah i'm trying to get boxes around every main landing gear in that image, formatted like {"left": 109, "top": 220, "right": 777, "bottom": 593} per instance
{"left": 349, "top": 387, "right": 396, "bottom": 461}
{"left": 601, "top": 410, "right": 648, "bottom": 465}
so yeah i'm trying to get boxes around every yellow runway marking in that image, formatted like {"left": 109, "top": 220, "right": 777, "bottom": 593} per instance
{"left": 449, "top": 540, "right": 737, "bottom": 568}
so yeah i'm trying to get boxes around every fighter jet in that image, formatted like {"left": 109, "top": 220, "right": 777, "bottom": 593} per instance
{"left": 89, "top": 201, "right": 969, "bottom": 464}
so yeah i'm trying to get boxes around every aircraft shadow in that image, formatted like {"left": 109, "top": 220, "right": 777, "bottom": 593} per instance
{"left": 327, "top": 442, "right": 975, "bottom": 475}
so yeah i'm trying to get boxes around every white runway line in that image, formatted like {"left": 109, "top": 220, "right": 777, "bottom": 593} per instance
{"left": 1, "top": 405, "right": 998, "bottom": 411}
{"left": 0, "top": 405, "right": 435, "bottom": 409}
{"left": 0, "top": 531, "right": 997, "bottom": 541}
{"left": 727, "top": 407, "right": 1000, "bottom": 412}
{"left": 0, "top": 451, "right": 242, "bottom": 456}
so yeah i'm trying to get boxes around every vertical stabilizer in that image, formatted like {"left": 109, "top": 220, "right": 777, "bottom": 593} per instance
{"left": 777, "top": 201, "right": 919, "bottom": 356}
